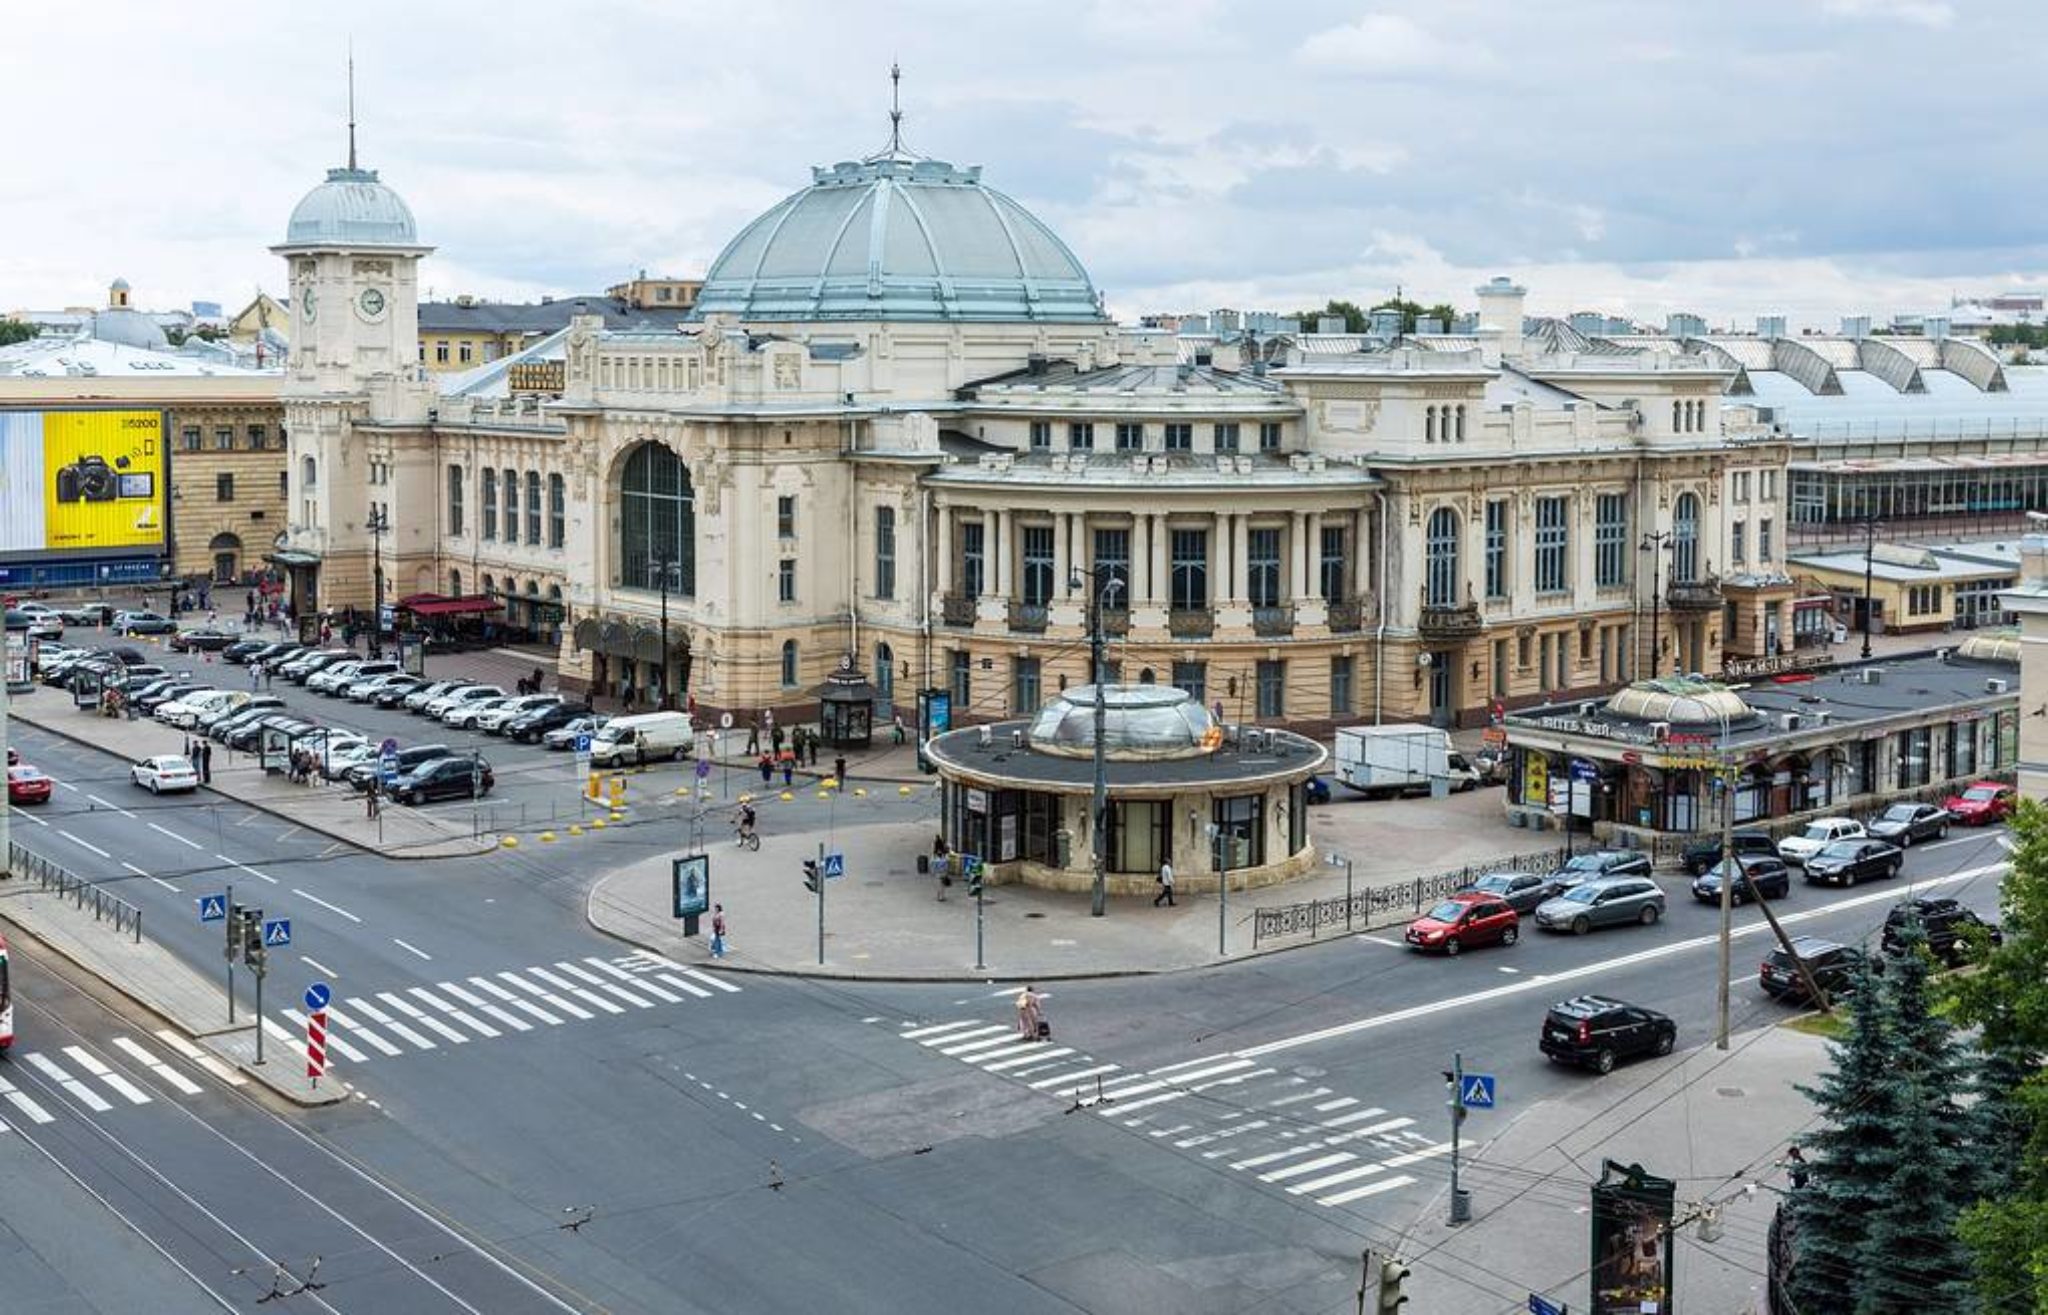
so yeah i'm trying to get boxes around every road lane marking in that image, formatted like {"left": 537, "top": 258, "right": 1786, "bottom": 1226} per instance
{"left": 903, "top": 1020, "right": 986, "bottom": 1041}
{"left": 496, "top": 971, "right": 594, "bottom": 1020}
{"left": 1318, "top": 1174, "right": 1418, "bottom": 1206}
{"left": 391, "top": 938, "right": 432, "bottom": 962}
{"left": 407, "top": 987, "right": 502, "bottom": 1039}
{"left": 655, "top": 973, "right": 713, "bottom": 999}
{"left": 149, "top": 822, "right": 203, "bottom": 849}
{"left": 983, "top": 1047, "right": 1073, "bottom": 1072}
{"left": 87, "top": 794, "right": 136, "bottom": 818}
{"left": 216, "top": 855, "right": 277, "bottom": 884}
{"left": 678, "top": 967, "right": 740, "bottom": 994}
{"left": 15, "top": 809, "right": 44, "bottom": 826}
{"left": 345, "top": 1000, "right": 435, "bottom": 1050}
{"left": 56, "top": 780, "right": 79, "bottom": 792}
{"left": 468, "top": 978, "right": 564, "bottom": 1027}
{"left": 282, "top": 1009, "right": 369, "bottom": 1063}
{"left": 584, "top": 957, "right": 685, "bottom": 1003}
{"left": 528, "top": 964, "right": 626, "bottom": 1013}
{"left": 61, "top": 1046, "right": 151, "bottom": 1105}
{"left": 319, "top": 1008, "right": 403, "bottom": 1056}
{"left": 436, "top": 983, "right": 532, "bottom": 1033}
{"left": 1236, "top": 860, "right": 2010, "bottom": 1060}
{"left": 553, "top": 961, "right": 658, "bottom": 1009}
{"left": 1027, "top": 1063, "right": 1117, "bottom": 1090}
{"left": 110, "top": 1038, "right": 205, "bottom": 1096}
{"left": 152, "top": 1030, "right": 247, "bottom": 1085}
{"left": 301, "top": 957, "right": 336, "bottom": 978}
{"left": 1259, "top": 1152, "right": 1357, "bottom": 1183}
{"left": 123, "top": 860, "right": 178, "bottom": 893}
{"left": 58, "top": 830, "right": 110, "bottom": 858}
{"left": 376, "top": 992, "right": 469, "bottom": 1044}
{"left": 23, "top": 1052, "right": 113, "bottom": 1112}
{"left": 0, "top": 1074, "right": 56, "bottom": 1124}
{"left": 292, "top": 888, "right": 362, "bottom": 923}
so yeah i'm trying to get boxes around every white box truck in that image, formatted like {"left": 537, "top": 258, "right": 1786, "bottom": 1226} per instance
{"left": 1334, "top": 723, "right": 1476, "bottom": 798}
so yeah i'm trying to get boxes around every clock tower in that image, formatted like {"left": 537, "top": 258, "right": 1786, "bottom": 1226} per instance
{"left": 270, "top": 119, "right": 433, "bottom": 626}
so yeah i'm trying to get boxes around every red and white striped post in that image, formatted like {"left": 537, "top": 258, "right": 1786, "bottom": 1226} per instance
{"left": 305, "top": 1008, "right": 328, "bottom": 1085}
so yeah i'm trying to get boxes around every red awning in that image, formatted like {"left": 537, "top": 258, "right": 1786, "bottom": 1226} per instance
{"left": 403, "top": 594, "right": 504, "bottom": 617}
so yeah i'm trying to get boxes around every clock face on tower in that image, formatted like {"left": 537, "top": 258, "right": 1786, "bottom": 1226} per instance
{"left": 357, "top": 287, "right": 387, "bottom": 319}
{"left": 301, "top": 287, "right": 317, "bottom": 321}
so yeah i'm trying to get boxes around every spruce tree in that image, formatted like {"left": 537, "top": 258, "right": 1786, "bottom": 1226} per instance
{"left": 1789, "top": 957, "right": 1896, "bottom": 1315}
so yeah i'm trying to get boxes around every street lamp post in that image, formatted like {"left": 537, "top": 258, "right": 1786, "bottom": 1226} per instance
{"left": 1070, "top": 564, "right": 1124, "bottom": 919}
{"left": 649, "top": 555, "right": 675, "bottom": 710}
{"left": 1860, "top": 516, "right": 1881, "bottom": 661}
{"left": 1325, "top": 851, "right": 1354, "bottom": 930}
{"left": 365, "top": 507, "right": 389, "bottom": 659}
{"left": 1715, "top": 708, "right": 1735, "bottom": 1051}
{"left": 1639, "top": 530, "right": 1672, "bottom": 679}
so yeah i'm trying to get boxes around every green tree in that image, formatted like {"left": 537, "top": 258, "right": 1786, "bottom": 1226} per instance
{"left": 1291, "top": 299, "right": 1367, "bottom": 333}
{"left": 0, "top": 319, "right": 38, "bottom": 346}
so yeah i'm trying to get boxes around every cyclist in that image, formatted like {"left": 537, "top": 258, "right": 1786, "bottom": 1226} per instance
{"left": 735, "top": 802, "right": 758, "bottom": 847}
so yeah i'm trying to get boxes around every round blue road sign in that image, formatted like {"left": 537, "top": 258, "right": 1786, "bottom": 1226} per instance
{"left": 304, "top": 981, "right": 332, "bottom": 1012}
{"left": 380, "top": 737, "right": 400, "bottom": 755}
{"left": 695, "top": 757, "right": 711, "bottom": 780}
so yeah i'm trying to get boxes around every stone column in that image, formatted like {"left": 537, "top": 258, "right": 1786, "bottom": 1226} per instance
{"left": 1051, "top": 511, "right": 1083, "bottom": 631}
{"left": 994, "top": 509, "right": 1013, "bottom": 598}
{"left": 935, "top": 502, "right": 954, "bottom": 596}
{"left": 1300, "top": 510, "right": 1328, "bottom": 627}
{"left": 978, "top": 507, "right": 1012, "bottom": 630}
{"left": 1148, "top": 514, "right": 1168, "bottom": 603}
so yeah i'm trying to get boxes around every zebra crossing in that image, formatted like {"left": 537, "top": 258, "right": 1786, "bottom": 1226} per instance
{"left": 0, "top": 1033, "right": 228, "bottom": 1130}
{"left": 268, "top": 952, "right": 740, "bottom": 1068}
{"left": 899, "top": 1019, "right": 1452, "bottom": 1210}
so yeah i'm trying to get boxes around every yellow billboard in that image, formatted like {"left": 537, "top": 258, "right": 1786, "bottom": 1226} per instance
{"left": 40, "top": 411, "right": 164, "bottom": 550}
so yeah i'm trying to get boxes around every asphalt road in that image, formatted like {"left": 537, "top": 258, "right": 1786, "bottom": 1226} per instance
{"left": 0, "top": 715, "right": 2014, "bottom": 1313}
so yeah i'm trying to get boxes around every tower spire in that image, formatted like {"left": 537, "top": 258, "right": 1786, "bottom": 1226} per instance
{"left": 888, "top": 61, "right": 903, "bottom": 155}
{"left": 347, "top": 43, "right": 358, "bottom": 171}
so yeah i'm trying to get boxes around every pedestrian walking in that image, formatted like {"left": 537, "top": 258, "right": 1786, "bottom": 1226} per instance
{"left": 1154, "top": 859, "right": 1176, "bottom": 907}
{"left": 757, "top": 752, "right": 774, "bottom": 784}
{"left": 832, "top": 755, "right": 846, "bottom": 785}
{"left": 779, "top": 747, "right": 795, "bottom": 787}
{"left": 620, "top": 685, "right": 635, "bottom": 713}
{"left": 198, "top": 741, "right": 213, "bottom": 784}
{"left": 365, "top": 777, "right": 381, "bottom": 819}
{"left": 710, "top": 904, "right": 727, "bottom": 959}
{"left": 807, "top": 734, "right": 821, "bottom": 768}
{"left": 1015, "top": 985, "right": 1046, "bottom": 1041}
{"left": 771, "top": 725, "right": 785, "bottom": 754}
{"left": 745, "top": 715, "right": 761, "bottom": 756}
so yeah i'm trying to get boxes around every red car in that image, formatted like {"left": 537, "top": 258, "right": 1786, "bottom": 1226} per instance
{"left": 7, "top": 765, "right": 53, "bottom": 804}
{"left": 1405, "top": 892, "right": 1520, "bottom": 955}
{"left": 1943, "top": 781, "right": 2017, "bottom": 826}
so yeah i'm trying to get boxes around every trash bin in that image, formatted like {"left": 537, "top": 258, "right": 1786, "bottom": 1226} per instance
{"left": 916, "top": 854, "right": 930, "bottom": 875}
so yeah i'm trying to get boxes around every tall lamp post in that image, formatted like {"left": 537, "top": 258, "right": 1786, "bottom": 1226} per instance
{"left": 365, "top": 506, "right": 389, "bottom": 659}
{"left": 1860, "top": 516, "right": 1882, "bottom": 661}
{"left": 1069, "top": 563, "right": 1124, "bottom": 918}
{"left": 649, "top": 554, "right": 677, "bottom": 710}
{"left": 1639, "top": 530, "right": 1672, "bottom": 678}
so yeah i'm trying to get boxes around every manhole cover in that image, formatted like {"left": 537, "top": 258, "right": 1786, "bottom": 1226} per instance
{"left": 1024, "top": 912, "right": 1046, "bottom": 919}
{"left": 1715, "top": 1086, "right": 1747, "bottom": 1099}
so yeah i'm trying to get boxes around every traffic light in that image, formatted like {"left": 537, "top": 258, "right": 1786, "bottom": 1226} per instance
{"left": 802, "top": 859, "right": 819, "bottom": 893}
{"left": 1376, "top": 1255, "right": 1410, "bottom": 1310}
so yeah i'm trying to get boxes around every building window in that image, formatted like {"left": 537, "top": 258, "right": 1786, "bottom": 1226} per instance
{"left": 501, "top": 467, "right": 519, "bottom": 543}
{"left": 1256, "top": 659, "right": 1285, "bottom": 719}
{"left": 548, "top": 473, "right": 565, "bottom": 549}
{"left": 525, "top": 471, "right": 542, "bottom": 545}
{"left": 1114, "top": 422, "right": 1143, "bottom": 452}
{"left": 1734, "top": 470, "right": 1751, "bottom": 503}
{"left": 1214, "top": 422, "right": 1240, "bottom": 453}
{"left": 1492, "top": 638, "right": 1508, "bottom": 697}
{"left": 1021, "top": 525, "right": 1055, "bottom": 606}
{"left": 1212, "top": 795, "right": 1264, "bottom": 869}
{"left": 1672, "top": 492, "right": 1701, "bottom": 582}
{"left": 781, "top": 640, "right": 799, "bottom": 688}
{"left": 1731, "top": 519, "right": 1747, "bottom": 566}
{"left": 215, "top": 473, "right": 234, "bottom": 501}
{"left": 778, "top": 558, "right": 796, "bottom": 603}
{"left": 181, "top": 426, "right": 201, "bottom": 451}
{"left": 1029, "top": 421, "right": 1051, "bottom": 450}
{"left": 1012, "top": 657, "right": 1041, "bottom": 715}
{"left": 1093, "top": 527, "right": 1130, "bottom": 608}
{"left": 950, "top": 650, "right": 972, "bottom": 709}
{"left": 1534, "top": 497, "right": 1569, "bottom": 594}
{"left": 1425, "top": 507, "right": 1461, "bottom": 608}
{"left": 1761, "top": 469, "right": 1778, "bottom": 501}
{"left": 482, "top": 469, "right": 497, "bottom": 540}
{"left": 1897, "top": 726, "right": 1932, "bottom": 789}
{"left": 1320, "top": 525, "right": 1348, "bottom": 603}
{"left": 455, "top": 342, "right": 470, "bottom": 365}
{"left": 1260, "top": 422, "right": 1283, "bottom": 452}
{"left": 777, "top": 495, "right": 796, "bottom": 539}
{"left": 1170, "top": 528, "right": 1208, "bottom": 610}
{"left": 961, "top": 521, "right": 985, "bottom": 599}
{"left": 1247, "top": 527, "right": 1281, "bottom": 608}
{"left": 1163, "top": 423, "right": 1192, "bottom": 452}
{"left": 1425, "top": 406, "right": 1437, "bottom": 443}
{"left": 212, "top": 427, "right": 232, "bottom": 451}
{"left": 1172, "top": 660, "right": 1206, "bottom": 703}
{"left": 1454, "top": 405, "right": 1466, "bottom": 441}
{"left": 874, "top": 506, "right": 896, "bottom": 600}
{"left": 1759, "top": 518, "right": 1773, "bottom": 563}
{"left": 1068, "top": 422, "right": 1094, "bottom": 451}
{"left": 435, "top": 341, "right": 450, "bottom": 363}
{"left": 1595, "top": 493, "right": 1628, "bottom": 587}
{"left": 448, "top": 465, "right": 465, "bottom": 536}
{"left": 1330, "top": 656, "right": 1355, "bottom": 716}
{"left": 246, "top": 425, "right": 266, "bottom": 449}
{"left": 1484, "top": 500, "right": 1508, "bottom": 600}
{"left": 619, "top": 442, "right": 696, "bottom": 595}
{"left": 279, "top": 470, "right": 288, "bottom": 496}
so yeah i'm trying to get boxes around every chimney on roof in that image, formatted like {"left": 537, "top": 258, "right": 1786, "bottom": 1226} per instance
{"left": 1475, "top": 276, "right": 1526, "bottom": 362}
{"left": 1026, "top": 353, "right": 1048, "bottom": 376}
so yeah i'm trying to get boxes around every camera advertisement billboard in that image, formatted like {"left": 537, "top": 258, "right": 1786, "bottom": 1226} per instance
{"left": 0, "top": 409, "right": 165, "bottom": 553}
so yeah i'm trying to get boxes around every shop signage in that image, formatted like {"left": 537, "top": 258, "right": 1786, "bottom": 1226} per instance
{"left": 1719, "top": 651, "right": 1830, "bottom": 681}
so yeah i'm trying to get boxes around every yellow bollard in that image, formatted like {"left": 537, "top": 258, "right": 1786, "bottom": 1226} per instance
{"left": 854, "top": 788, "right": 868, "bottom": 798}
{"left": 587, "top": 772, "right": 601, "bottom": 801}
{"left": 540, "top": 831, "right": 557, "bottom": 842}
{"left": 778, "top": 790, "right": 794, "bottom": 802}
{"left": 823, "top": 777, "right": 839, "bottom": 790}
{"left": 500, "top": 835, "right": 519, "bottom": 848}
{"left": 608, "top": 775, "right": 625, "bottom": 809}
{"left": 738, "top": 792, "right": 754, "bottom": 804}
{"left": 898, "top": 785, "right": 912, "bottom": 796}
{"left": 675, "top": 787, "right": 691, "bottom": 797}
{"left": 591, "top": 817, "right": 607, "bottom": 830}
{"left": 609, "top": 811, "right": 625, "bottom": 823}
{"left": 568, "top": 824, "right": 584, "bottom": 836}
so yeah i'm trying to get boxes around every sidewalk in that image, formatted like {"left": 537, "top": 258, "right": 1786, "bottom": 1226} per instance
{"left": 1394, "top": 1023, "right": 1820, "bottom": 1314}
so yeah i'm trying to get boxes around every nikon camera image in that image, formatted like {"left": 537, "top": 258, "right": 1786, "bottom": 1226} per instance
{"left": 55, "top": 453, "right": 130, "bottom": 503}
{"left": 0, "top": 410, "right": 166, "bottom": 553}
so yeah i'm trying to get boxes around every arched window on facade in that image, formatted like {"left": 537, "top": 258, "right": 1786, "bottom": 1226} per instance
{"left": 874, "top": 642, "right": 894, "bottom": 704}
{"left": 525, "top": 471, "right": 542, "bottom": 546}
{"left": 301, "top": 455, "right": 317, "bottom": 488}
{"left": 1454, "top": 405, "right": 1466, "bottom": 441}
{"left": 547, "top": 473, "right": 566, "bottom": 549}
{"left": 1672, "top": 401, "right": 1683, "bottom": 432}
{"left": 208, "top": 532, "right": 243, "bottom": 583}
{"left": 1425, "top": 507, "right": 1461, "bottom": 608}
{"left": 619, "top": 443, "right": 696, "bottom": 594}
{"left": 1672, "top": 492, "right": 1701, "bottom": 582}
{"left": 450, "top": 569, "right": 462, "bottom": 596}
{"left": 1424, "top": 406, "right": 1437, "bottom": 443}
{"left": 780, "top": 640, "right": 798, "bottom": 688}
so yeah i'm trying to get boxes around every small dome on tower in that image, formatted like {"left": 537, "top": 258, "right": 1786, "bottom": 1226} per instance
{"left": 282, "top": 165, "right": 420, "bottom": 248}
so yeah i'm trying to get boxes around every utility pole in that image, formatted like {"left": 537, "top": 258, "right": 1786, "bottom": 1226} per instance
{"left": 1640, "top": 530, "right": 1672, "bottom": 679}
{"left": 223, "top": 881, "right": 235, "bottom": 1024}
{"left": 365, "top": 506, "right": 388, "bottom": 659}
{"left": 1860, "top": 515, "right": 1880, "bottom": 661}
{"left": 1446, "top": 1051, "right": 1470, "bottom": 1224}
{"left": 1072, "top": 565, "right": 1119, "bottom": 919}
{"left": 1716, "top": 752, "right": 1736, "bottom": 1050}
{"left": 650, "top": 555, "right": 674, "bottom": 710}
{"left": 814, "top": 840, "right": 825, "bottom": 967}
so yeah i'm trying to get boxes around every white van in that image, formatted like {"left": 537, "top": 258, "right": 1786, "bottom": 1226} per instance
{"left": 588, "top": 711, "right": 694, "bottom": 767}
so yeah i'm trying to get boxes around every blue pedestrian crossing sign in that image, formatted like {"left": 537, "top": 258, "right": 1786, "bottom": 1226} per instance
{"left": 262, "top": 918, "right": 292, "bottom": 948}
{"left": 197, "top": 893, "right": 227, "bottom": 923}
{"left": 1460, "top": 1074, "right": 1497, "bottom": 1109}
{"left": 304, "top": 981, "right": 331, "bottom": 1012}
{"left": 821, "top": 852, "right": 846, "bottom": 879}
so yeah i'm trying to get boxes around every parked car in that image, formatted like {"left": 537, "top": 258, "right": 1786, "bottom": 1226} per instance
{"left": 282, "top": 650, "right": 353, "bottom": 683}
{"left": 1404, "top": 893, "right": 1519, "bottom": 954}
{"left": 1760, "top": 936, "right": 1865, "bottom": 1003}
{"left": 1458, "top": 870, "right": 1562, "bottom": 915}
{"left": 248, "top": 643, "right": 307, "bottom": 672}
{"left": 159, "top": 690, "right": 243, "bottom": 729}
{"left": 344, "top": 744, "right": 454, "bottom": 792}
{"left": 225, "top": 713, "right": 311, "bottom": 752}
{"left": 543, "top": 715, "right": 609, "bottom": 750}
{"left": 405, "top": 680, "right": 472, "bottom": 712}
{"left": 475, "top": 694, "right": 561, "bottom": 735}
{"left": 112, "top": 610, "right": 176, "bottom": 636}
{"left": 322, "top": 742, "right": 381, "bottom": 782}
{"left": 587, "top": 710, "right": 694, "bottom": 767}
{"left": 1691, "top": 855, "right": 1792, "bottom": 904}
{"left": 425, "top": 684, "right": 504, "bottom": 720}
{"left": 168, "top": 627, "right": 238, "bottom": 653}
{"left": 1556, "top": 850, "right": 1653, "bottom": 887}
{"left": 200, "top": 695, "right": 282, "bottom": 733}
{"left": 1539, "top": 996, "right": 1677, "bottom": 1074}
{"left": 326, "top": 661, "right": 398, "bottom": 696}
{"left": 151, "top": 688, "right": 224, "bottom": 725}
{"left": 371, "top": 676, "right": 428, "bottom": 708}
{"left": 1680, "top": 829, "right": 1780, "bottom": 878}
{"left": 209, "top": 701, "right": 288, "bottom": 742}
{"left": 222, "top": 639, "right": 271, "bottom": 663}
{"left": 131, "top": 676, "right": 200, "bottom": 712}
{"left": 507, "top": 701, "right": 592, "bottom": 744}
{"left": 130, "top": 754, "right": 201, "bottom": 794}
{"left": 1865, "top": 802, "right": 1951, "bottom": 847}
{"left": 1533, "top": 878, "right": 1664, "bottom": 935}
{"left": 388, "top": 755, "right": 493, "bottom": 805}
{"left": 7, "top": 764, "right": 53, "bottom": 804}
{"left": 1802, "top": 838, "right": 1903, "bottom": 887}
{"left": 342, "top": 669, "right": 407, "bottom": 701}
{"left": 1943, "top": 781, "right": 2017, "bottom": 827}
{"left": 1778, "top": 817, "right": 1867, "bottom": 867}
{"left": 445, "top": 695, "right": 513, "bottom": 730}
{"left": 1881, "top": 896, "right": 2002, "bottom": 964}
{"left": 306, "top": 660, "right": 368, "bottom": 695}
{"left": 52, "top": 604, "right": 104, "bottom": 626}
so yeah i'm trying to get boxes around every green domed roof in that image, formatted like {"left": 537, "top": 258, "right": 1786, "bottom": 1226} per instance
{"left": 691, "top": 156, "right": 1106, "bottom": 324}
{"left": 281, "top": 166, "right": 421, "bottom": 249}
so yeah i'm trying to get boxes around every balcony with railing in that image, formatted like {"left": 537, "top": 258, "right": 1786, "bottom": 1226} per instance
{"left": 1418, "top": 598, "right": 1484, "bottom": 641}
{"left": 1667, "top": 577, "right": 1722, "bottom": 612}
{"left": 1252, "top": 604, "right": 1295, "bottom": 638}
{"left": 1101, "top": 607, "right": 1130, "bottom": 637}
{"left": 1008, "top": 599, "right": 1050, "bottom": 633}
{"left": 1168, "top": 608, "right": 1216, "bottom": 639}
{"left": 1326, "top": 597, "right": 1364, "bottom": 633}
{"left": 940, "top": 594, "right": 976, "bottom": 627}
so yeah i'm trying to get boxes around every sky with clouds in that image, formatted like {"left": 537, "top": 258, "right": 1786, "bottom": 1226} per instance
{"left": 4, "top": 0, "right": 2037, "bottom": 330}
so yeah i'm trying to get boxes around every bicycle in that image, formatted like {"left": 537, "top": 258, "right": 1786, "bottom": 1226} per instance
{"left": 733, "top": 826, "right": 761, "bottom": 852}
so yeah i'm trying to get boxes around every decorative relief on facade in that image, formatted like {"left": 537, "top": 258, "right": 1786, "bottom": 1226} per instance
{"left": 772, "top": 355, "right": 800, "bottom": 390}
{"left": 352, "top": 259, "right": 393, "bottom": 278}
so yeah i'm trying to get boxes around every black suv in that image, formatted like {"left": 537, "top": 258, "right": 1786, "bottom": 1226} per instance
{"left": 344, "top": 744, "right": 453, "bottom": 792}
{"left": 506, "top": 701, "right": 593, "bottom": 744}
{"left": 1681, "top": 829, "right": 1779, "bottom": 877}
{"left": 1760, "top": 936, "right": 1864, "bottom": 1003}
{"left": 1881, "top": 897, "right": 2002, "bottom": 965}
{"left": 388, "top": 756, "right": 493, "bottom": 805}
{"left": 1539, "top": 996, "right": 1677, "bottom": 1074}
{"left": 1556, "top": 850, "right": 1653, "bottom": 886}
{"left": 1691, "top": 855, "right": 1792, "bottom": 904}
